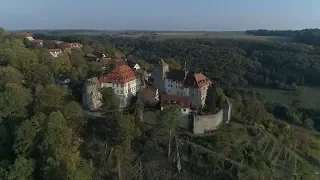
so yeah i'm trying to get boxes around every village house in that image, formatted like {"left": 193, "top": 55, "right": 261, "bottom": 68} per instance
{"left": 32, "top": 39, "right": 43, "bottom": 47}
{"left": 24, "top": 33, "right": 34, "bottom": 41}
{"left": 85, "top": 53, "right": 99, "bottom": 62}
{"left": 55, "top": 75, "right": 71, "bottom": 85}
{"left": 83, "top": 65, "right": 141, "bottom": 110}
{"left": 67, "top": 42, "right": 82, "bottom": 48}
{"left": 49, "top": 49, "right": 63, "bottom": 58}
{"left": 126, "top": 60, "right": 140, "bottom": 70}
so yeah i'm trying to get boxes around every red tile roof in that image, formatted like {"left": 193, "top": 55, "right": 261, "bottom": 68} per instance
{"left": 183, "top": 72, "right": 212, "bottom": 88}
{"left": 99, "top": 65, "right": 136, "bottom": 84}
{"left": 67, "top": 42, "right": 82, "bottom": 47}
{"left": 33, "top": 39, "right": 43, "bottom": 43}
{"left": 161, "top": 95, "right": 190, "bottom": 108}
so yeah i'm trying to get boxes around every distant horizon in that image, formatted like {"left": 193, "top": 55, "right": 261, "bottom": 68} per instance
{"left": 6, "top": 28, "right": 320, "bottom": 33}
{"left": 2, "top": 0, "right": 320, "bottom": 31}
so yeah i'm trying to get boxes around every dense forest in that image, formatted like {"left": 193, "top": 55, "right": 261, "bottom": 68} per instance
{"left": 246, "top": 28, "right": 320, "bottom": 46}
{"left": 1, "top": 27, "right": 320, "bottom": 179}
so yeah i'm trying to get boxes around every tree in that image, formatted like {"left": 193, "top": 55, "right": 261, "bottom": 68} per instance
{"left": 303, "top": 118, "right": 314, "bottom": 130}
{"left": 7, "top": 46, "right": 38, "bottom": 75}
{"left": 204, "top": 86, "right": 217, "bottom": 114}
{"left": 7, "top": 157, "right": 35, "bottom": 180}
{"left": 34, "top": 84, "right": 68, "bottom": 114}
{"left": 13, "top": 113, "right": 45, "bottom": 155}
{"left": 61, "top": 101, "right": 85, "bottom": 132}
{"left": 43, "top": 40, "right": 56, "bottom": 49}
{"left": 156, "top": 106, "right": 181, "bottom": 158}
{"left": 0, "top": 83, "right": 32, "bottom": 119}
{"left": 164, "top": 58, "right": 181, "bottom": 69}
{"left": 70, "top": 49, "right": 86, "bottom": 68}
{"left": 55, "top": 53, "right": 72, "bottom": 75}
{"left": 27, "top": 64, "right": 55, "bottom": 86}
{"left": 112, "top": 111, "right": 137, "bottom": 180}
{"left": 100, "top": 87, "right": 117, "bottom": 112}
{"left": 134, "top": 99, "right": 144, "bottom": 123}
{"left": 40, "top": 111, "right": 92, "bottom": 180}
{"left": 0, "top": 67, "right": 23, "bottom": 88}
{"left": 87, "top": 61, "right": 103, "bottom": 77}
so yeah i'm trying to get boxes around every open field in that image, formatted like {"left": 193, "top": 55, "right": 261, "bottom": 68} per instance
{"left": 251, "top": 86, "right": 320, "bottom": 109}
{"left": 123, "top": 32, "right": 293, "bottom": 41}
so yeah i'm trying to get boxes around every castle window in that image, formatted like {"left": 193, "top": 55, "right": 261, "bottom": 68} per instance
{"left": 117, "top": 90, "right": 119, "bottom": 94}
{"left": 183, "top": 109, "right": 186, "bottom": 112}
{"left": 120, "top": 90, "right": 123, "bottom": 94}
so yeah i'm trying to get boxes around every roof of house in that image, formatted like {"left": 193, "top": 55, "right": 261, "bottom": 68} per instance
{"left": 49, "top": 48, "right": 62, "bottom": 52}
{"left": 68, "top": 42, "right": 82, "bottom": 47}
{"left": 33, "top": 39, "right": 43, "bottom": 43}
{"left": 161, "top": 95, "right": 190, "bottom": 108}
{"left": 56, "top": 76, "right": 70, "bottom": 82}
{"left": 166, "top": 69, "right": 212, "bottom": 88}
{"left": 86, "top": 53, "right": 98, "bottom": 58}
{"left": 99, "top": 65, "right": 136, "bottom": 84}
{"left": 184, "top": 72, "right": 212, "bottom": 88}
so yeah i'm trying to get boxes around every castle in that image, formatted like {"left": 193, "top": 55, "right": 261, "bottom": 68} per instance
{"left": 152, "top": 59, "right": 212, "bottom": 109}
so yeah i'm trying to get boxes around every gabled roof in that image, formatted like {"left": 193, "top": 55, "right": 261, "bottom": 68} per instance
{"left": 184, "top": 72, "right": 212, "bottom": 88}
{"left": 33, "top": 39, "right": 43, "bottom": 43}
{"left": 99, "top": 65, "right": 136, "bottom": 84}
{"left": 166, "top": 69, "right": 212, "bottom": 88}
{"left": 161, "top": 95, "right": 190, "bottom": 108}
{"left": 86, "top": 53, "right": 98, "bottom": 58}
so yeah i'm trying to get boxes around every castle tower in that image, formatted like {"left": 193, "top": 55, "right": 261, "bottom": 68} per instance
{"left": 152, "top": 58, "right": 169, "bottom": 93}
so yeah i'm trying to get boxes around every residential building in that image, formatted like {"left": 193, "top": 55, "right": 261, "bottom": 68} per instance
{"left": 24, "top": 33, "right": 34, "bottom": 41}
{"left": 32, "top": 39, "right": 43, "bottom": 47}
{"left": 67, "top": 42, "right": 82, "bottom": 48}
{"left": 56, "top": 76, "right": 71, "bottom": 85}
{"left": 83, "top": 65, "right": 141, "bottom": 110}
{"left": 85, "top": 53, "right": 99, "bottom": 62}
{"left": 126, "top": 60, "right": 140, "bottom": 70}
{"left": 49, "top": 49, "right": 63, "bottom": 58}
{"left": 99, "top": 65, "right": 141, "bottom": 108}
{"left": 153, "top": 59, "right": 212, "bottom": 109}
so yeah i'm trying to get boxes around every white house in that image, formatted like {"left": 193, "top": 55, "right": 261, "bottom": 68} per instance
{"left": 49, "top": 49, "right": 63, "bottom": 58}
{"left": 25, "top": 33, "right": 34, "bottom": 41}
{"left": 98, "top": 65, "right": 141, "bottom": 108}
{"left": 126, "top": 60, "right": 140, "bottom": 71}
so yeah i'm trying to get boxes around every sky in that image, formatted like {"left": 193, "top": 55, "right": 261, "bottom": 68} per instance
{"left": 0, "top": 0, "right": 319, "bottom": 31}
